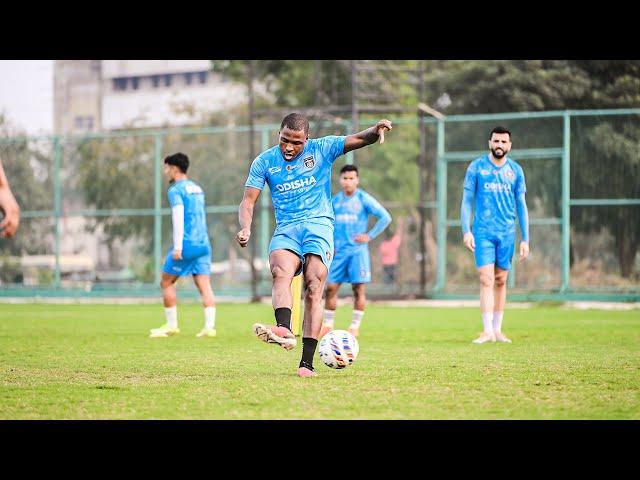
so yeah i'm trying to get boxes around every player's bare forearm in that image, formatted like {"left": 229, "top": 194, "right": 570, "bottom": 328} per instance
{"left": 344, "top": 119, "right": 392, "bottom": 153}
{"left": 237, "top": 188, "right": 260, "bottom": 247}
{"left": 238, "top": 200, "right": 255, "bottom": 232}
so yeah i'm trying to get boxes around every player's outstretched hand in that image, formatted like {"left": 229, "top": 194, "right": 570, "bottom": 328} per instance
{"left": 375, "top": 119, "right": 392, "bottom": 144}
{"left": 236, "top": 228, "right": 251, "bottom": 248}
{"left": 519, "top": 241, "right": 530, "bottom": 262}
{"left": 463, "top": 232, "right": 475, "bottom": 252}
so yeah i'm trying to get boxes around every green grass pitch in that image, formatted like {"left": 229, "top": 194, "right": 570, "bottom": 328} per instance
{"left": 0, "top": 303, "right": 638, "bottom": 419}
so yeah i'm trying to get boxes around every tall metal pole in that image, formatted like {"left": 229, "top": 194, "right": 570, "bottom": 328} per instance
{"left": 561, "top": 111, "right": 571, "bottom": 293}
{"left": 351, "top": 61, "right": 359, "bottom": 165}
{"left": 417, "top": 61, "right": 427, "bottom": 297}
{"left": 247, "top": 60, "right": 259, "bottom": 302}
{"left": 153, "top": 134, "right": 162, "bottom": 287}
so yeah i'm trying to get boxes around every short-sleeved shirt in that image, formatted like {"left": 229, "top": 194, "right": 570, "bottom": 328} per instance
{"left": 332, "top": 189, "right": 389, "bottom": 253}
{"left": 244, "top": 136, "right": 346, "bottom": 230}
{"left": 462, "top": 154, "right": 527, "bottom": 236}
{"left": 167, "top": 179, "right": 210, "bottom": 247}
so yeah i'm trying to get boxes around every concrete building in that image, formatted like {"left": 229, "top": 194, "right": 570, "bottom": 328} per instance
{"left": 53, "top": 60, "right": 247, "bottom": 135}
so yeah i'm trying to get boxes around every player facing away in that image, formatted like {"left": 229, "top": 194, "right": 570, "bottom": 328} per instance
{"left": 321, "top": 164, "right": 392, "bottom": 339}
{"left": 150, "top": 153, "right": 218, "bottom": 339}
{"left": 236, "top": 113, "right": 392, "bottom": 378}
{"left": 460, "top": 126, "right": 530, "bottom": 344}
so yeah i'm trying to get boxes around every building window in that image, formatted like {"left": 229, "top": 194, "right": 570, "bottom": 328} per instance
{"left": 198, "top": 72, "right": 207, "bottom": 84}
{"left": 74, "top": 116, "right": 95, "bottom": 131}
{"left": 164, "top": 74, "right": 172, "bottom": 87}
{"left": 131, "top": 77, "right": 139, "bottom": 90}
{"left": 152, "top": 75, "right": 160, "bottom": 88}
{"left": 113, "top": 78, "right": 127, "bottom": 91}
{"left": 185, "top": 72, "right": 193, "bottom": 85}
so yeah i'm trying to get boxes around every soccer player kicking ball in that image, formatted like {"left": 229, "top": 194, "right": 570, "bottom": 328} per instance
{"left": 460, "top": 127, "right": 530, "bottom": 344}
{"left": 150, "top": 153, "right": 218, "bottom": 339}
{"left": 236, "top": 113, "right": 392, "bottom": 377}
{"left": 321, "top": 164, "right": 391, "bottom": 339}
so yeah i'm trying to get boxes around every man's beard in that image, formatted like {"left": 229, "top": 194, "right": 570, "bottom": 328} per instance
{"left": 491, "top": 148, "right": 507, "bottom": 159}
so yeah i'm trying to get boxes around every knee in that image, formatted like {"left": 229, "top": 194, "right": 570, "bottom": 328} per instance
{"left": 479, "top": 272, "right": 494, "bottom": 288}
{"left": 160, "top": 279, "right": 173, "bottom": 289}
{"left": 494, "top": 274, "right": 507, "bottom": 288}
{"left": 271, "top": 264, "right": 292, "bottom": 280}
{"left": 325, "top": 286, "right": 337, "bottom": 298}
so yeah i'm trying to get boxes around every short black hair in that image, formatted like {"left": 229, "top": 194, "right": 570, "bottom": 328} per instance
{"left": 340, "top": 164, "right": 359, "bottom": 175}
{"left": 281, "top": 113, "right": 309, "bottom": 135}
{"left": 489, "top": 126, "right": 511, "bottom": 140}
{"left": 164, "top": 152, "right": 189, "bottom": 173}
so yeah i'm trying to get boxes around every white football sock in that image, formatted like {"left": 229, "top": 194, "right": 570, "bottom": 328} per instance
{"left": 351, "top": 310, "right": 365, "bottom": 329}
{"left": 493, "top": 311, "right": 504, "bottom": 334}
{"left": 323, "top": 309, "right": 335, "bottom": 328}
{"left": 164, "top": 306, "right": 178, "bottom": 329}
{"left": 205, "top": 306, "right": 216, "bottom": 330}
{"left": 482, "top": 312, "right": 494, "bottom": 334}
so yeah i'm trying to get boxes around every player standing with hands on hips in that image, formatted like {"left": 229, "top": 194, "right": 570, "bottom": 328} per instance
{"left": 236, "top": 113, "right": 392, "bottom": 377}
{"left": 460, "top": 127, "right": 530, "bottom": 344}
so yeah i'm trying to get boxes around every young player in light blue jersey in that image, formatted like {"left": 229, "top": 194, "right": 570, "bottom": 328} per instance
{"left": 460, "top": 127, "right": 530, "bottom": 344}
{"left": 321, "top": 164, "right": 391, "bottom": 339}
{"left": 150, "top": 153, "right": 218, "bottom": 339}
{"left": 237, "top": 113, "right": 392, "bottom": 378}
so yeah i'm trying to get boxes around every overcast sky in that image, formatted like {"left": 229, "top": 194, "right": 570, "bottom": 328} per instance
{"left": 0, "top": 60, "right": 53, "bottom": 135}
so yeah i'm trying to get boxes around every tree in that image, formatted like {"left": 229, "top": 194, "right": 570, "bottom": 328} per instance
{"left": 425, "top": 60, "right": 640, "bottom": 278}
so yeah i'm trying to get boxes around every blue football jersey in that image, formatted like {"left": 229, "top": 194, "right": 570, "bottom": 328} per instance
{"left": 462, "top": 154, "right": 527, "bottom": 235}
{"left": 167, "top": 179, "right": 210, "bottom": 247}
{"left": 244, "top": 136, "right": 346, "bottom": 229}
{"left": 332, "top": 189, "right": 391, "bottom": 252}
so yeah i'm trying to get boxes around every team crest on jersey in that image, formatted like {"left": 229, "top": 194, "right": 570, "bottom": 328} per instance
{"left": 303, "top": 156, "right": 315, "bottom": 169}
{"left": 505, "top": 168, "right": 515, "bottom": 180}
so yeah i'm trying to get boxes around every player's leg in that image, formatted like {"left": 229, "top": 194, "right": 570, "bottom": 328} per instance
{"left": 323, "top": 250, "right": 349, "bottom": 337}
{"left": 349, "top": 283, "right": 366, "bottom": 337}
{"left": 347, "top": 248, "right": 370, "bottom": 337}
{"left": 252, "top": 247, "right": 300, "bottom": 350}
{"left": 494, "top": 234, "right": 516, "bottom": 343}
{"left": 297, "top": 222, "right": 334, "bottom": 377}
{"left": 193, "top": 272, "right": 217, "bottom": 338}
{"left": 322, "top": 281, "right": 341, "bottom": 338}
{"left": 298, "top": 253, "right": 329, "bottom": 377}
{"left": 151, "top": 271, "right": 181, "bottom": 337}
{"left": 473, "top": 236, "right": 497, "bottom": 343}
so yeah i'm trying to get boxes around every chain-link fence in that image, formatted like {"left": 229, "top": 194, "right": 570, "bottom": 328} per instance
{"left": 1, "top": 109, "right": 638, "bottom": 300}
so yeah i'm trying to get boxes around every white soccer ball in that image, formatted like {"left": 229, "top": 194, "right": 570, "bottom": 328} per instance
{"left": 318, "top": 330, "right": 359, "bottom": 369}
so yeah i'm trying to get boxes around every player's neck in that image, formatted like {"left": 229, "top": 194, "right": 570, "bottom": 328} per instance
{"left": 488, "top": 153, "right": 507, "bottom": 167}
{"left": 343, "top": 188, "right": 357, "bottom": 197}
{"left": 172, "top": 174, "right": 188, "bottom": 183}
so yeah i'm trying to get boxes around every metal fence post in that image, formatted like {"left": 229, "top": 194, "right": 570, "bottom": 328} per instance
{"left": 154, "top": 134, "right": 162, "bottom": 286}
{"left": 561, "top": 112, "right": 571, "bottom": 293}
{"left": 53, "top": 137, "right": 61, "bottom": 288}
{"left": 435, "top": 120, "right": 446, "bottom": 292}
